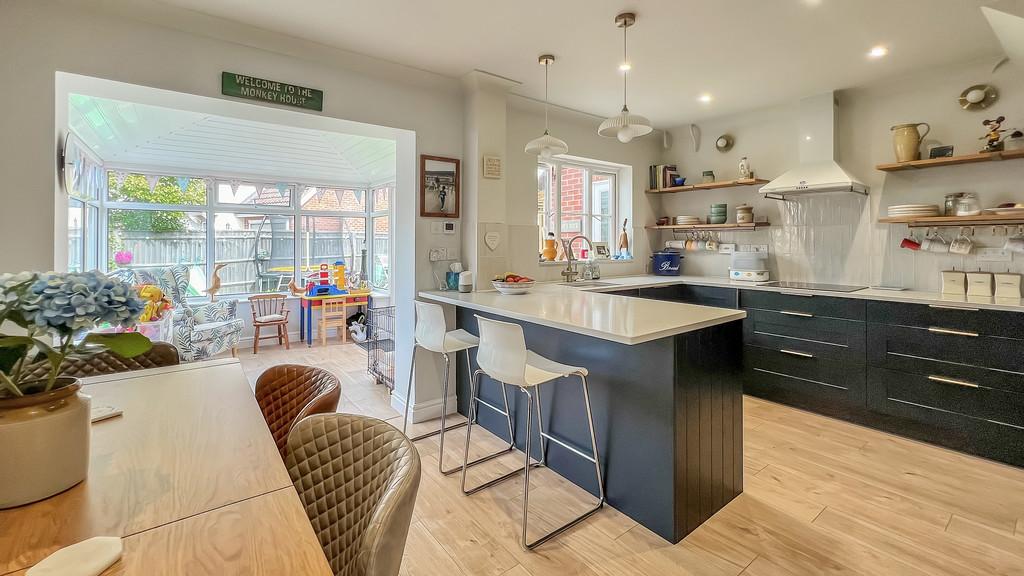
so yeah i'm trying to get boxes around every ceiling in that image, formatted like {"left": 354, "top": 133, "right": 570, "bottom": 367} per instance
{"left": 156, "top": 0, "right": 1019, "bottom": 127}
{"left": 68, "top": 94, "right": 396, "bottom": 185}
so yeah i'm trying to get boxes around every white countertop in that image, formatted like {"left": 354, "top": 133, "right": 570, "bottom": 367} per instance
{"left": 419, "top": 283, "right": 747, "bottom": 345}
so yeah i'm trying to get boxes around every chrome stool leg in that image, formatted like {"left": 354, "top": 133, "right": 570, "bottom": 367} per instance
{"left": 403, "top": 348, "right": 469, "bottom": 445}
{"left": 461, "top": 369, "right": 536, "bottom": 495}
{"left": 521, "top": 373, "right": 605, "bottom": 551}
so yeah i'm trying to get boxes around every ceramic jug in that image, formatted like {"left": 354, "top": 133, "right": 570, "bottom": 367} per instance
{"left": 890, "top": 122, "right": 930, "bottom": 162}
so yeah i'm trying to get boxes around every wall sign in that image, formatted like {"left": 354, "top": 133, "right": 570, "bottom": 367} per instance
{"left": 482, "top": 155, "right": 503, "bottom": 179}
{"left": 221, "top": 72, "right": 323, "bottom": 111}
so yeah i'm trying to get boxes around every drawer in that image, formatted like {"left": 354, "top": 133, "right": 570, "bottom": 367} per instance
{"left": 743, "top": 345, "right": 865, "bottom": 413}
{"left": 740, "top": 290, "right": 865, "bottom": 321}
{"left": 866, "top": 300, "right": 1024, "bottom": 339}
{"left": 867, "top": 323, "right": 1024, "bottom": 391}
{"left": 638, "top": 285, "right": 737, "bottom": 308}
{"left": 743, "top": 309, "right": 865, "bottom": 363}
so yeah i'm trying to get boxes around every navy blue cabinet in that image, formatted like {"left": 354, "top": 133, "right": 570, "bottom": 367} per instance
{"left": 638, "top": 285, "right": 738, "bottom": 308}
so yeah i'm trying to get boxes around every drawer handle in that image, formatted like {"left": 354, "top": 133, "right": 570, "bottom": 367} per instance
{"left": 780, "top": 310, "right": 814, "bottom": 318}
{"left": 779, "top": 291, "right": 814, "bottom": 297}
{"left": 927, "top": 327, "right": 979, "bottom": 337}
{"left": 928, "top": 304, "right": 979, "bottom": 312}
{"left": 928, "top": 375, "right": 979, "bottom": 388}
{"left": 780, "top": 349, "right": 814, "bottom": 358}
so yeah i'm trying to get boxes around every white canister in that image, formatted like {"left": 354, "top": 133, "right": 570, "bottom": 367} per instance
{"left": 458, "top": 271, "right": 473, "bottom": 293}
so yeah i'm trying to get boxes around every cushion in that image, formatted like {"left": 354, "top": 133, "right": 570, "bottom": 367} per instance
{"left": 255, "top": 314, "right": 287, "bottom": 323}
{"left": 193, "top": 318, "right": 244, "bottom": 341}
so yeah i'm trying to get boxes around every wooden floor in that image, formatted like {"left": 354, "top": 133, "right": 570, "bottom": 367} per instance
{"left": 239, "top": 342, "right": 1024, "bottom": 576}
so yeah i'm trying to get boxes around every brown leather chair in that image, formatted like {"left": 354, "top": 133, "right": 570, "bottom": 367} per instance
{"left": 255, "top": 364, "right": 341, "bottom": 457}
{"left": 22, "top": 341, "right": 180, "bottom": 381}
{"left": 286, "top": 413, "right": 420, "bottom": 576}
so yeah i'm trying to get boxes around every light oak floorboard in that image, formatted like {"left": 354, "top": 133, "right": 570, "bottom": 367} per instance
{"left": 238, "top": 345, "right": 1024, "bottom": 576}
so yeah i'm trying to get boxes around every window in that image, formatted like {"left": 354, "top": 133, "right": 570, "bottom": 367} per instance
{"left": 76, "top": 167, "right": 393, "bottom": 298}
{"left": 64, "top": 136, "right": 102, "bottom": 272}
{"left": 538, "top": 160, "right": 622, "bottom": 259}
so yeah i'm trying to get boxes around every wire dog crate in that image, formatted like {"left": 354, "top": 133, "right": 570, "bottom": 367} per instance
{"left": 365, "top": 305, "right": 396, "bottom": 391}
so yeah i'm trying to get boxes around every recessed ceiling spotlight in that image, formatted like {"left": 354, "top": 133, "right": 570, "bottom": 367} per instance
{"left": 803, "top": 0, "right": 822, "bottom": 6}
{"left": 868, "top": 45, "right": 888, "bottom": 59}
{"left": 805, "top": 135, "right": 813, "bottom": 141}
{"left": 619, "top": 62, "right": 632, "bottom": 72}
{"left": 698, "top": 93, "right": 713, "bottom": 103}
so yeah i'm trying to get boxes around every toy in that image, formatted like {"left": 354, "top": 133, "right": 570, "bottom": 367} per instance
{"left": 979, "top": 116, "right": 1019, "bottom": 153}
{"left": 137, "top": 285, "right": 172, "bottom": 322}
{"left": 303, "top": 263, "right": 347, "bottom": 296}
{"left": 333, "top": 259, "right": 347, "bottom": 288}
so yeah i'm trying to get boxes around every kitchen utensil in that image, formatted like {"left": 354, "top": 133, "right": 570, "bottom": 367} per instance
{"left": 492, "top": 280, "right": 535, "bottom": 295}
{"left": 995, "top": 273, "right": 1022, "bottom": 298}
{"left": 652, "top": 249, "right": 682, "bottom": 275}
{"left": 949, "top": 228, "right": 973, "bottom": 255}
{"left": 967, "top": 272, "right": 993, "bottom": 297}
{"left": 941, "top": 270, "right": 966, "bottom": 295}
{"left": 890, "top": 122, "right": 931, "bottom": 162}
{"left": 954, "top": 193, "right": 981, "bottom": 216}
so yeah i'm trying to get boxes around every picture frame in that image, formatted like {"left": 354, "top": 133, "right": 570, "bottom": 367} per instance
{"left": 420, "top": 155, "right": 460, "bottom": 218}
{"left": 482, "top": 155, "right": 503, "bottom": 179}
{"left": 928, "top": 145, "right": 954, "bottom": 159}
{"left": 593, "top": 242, "right": 611, "bottom": 259}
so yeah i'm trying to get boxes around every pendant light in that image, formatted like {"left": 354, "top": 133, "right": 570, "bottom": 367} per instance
{"left": 598, "top": 12, "right": 652, "bottom": 143}
{"left": 525, "top": 54, "right": 569, "bottom": 158}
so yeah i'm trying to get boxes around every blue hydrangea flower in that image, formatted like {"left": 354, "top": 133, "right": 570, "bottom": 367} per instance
{"left": 23, "top": 271, "right": 144, "bottom": 333}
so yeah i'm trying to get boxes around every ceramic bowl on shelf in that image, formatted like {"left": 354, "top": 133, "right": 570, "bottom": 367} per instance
{"left": 492, "top": 280, "right": 535, "bottom": 295}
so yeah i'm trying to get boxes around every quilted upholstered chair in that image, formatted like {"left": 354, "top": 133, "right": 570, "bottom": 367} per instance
{"left": 255, "top": 364, "right": 341, "bottom": 457}
{"left": 109, "top": 265, "right": 243, "bottom": 361}
{"left": 286, "top": 414, "right": 421, "bottom": 576}
{"left": 22, "top": 342, "right": 181, "bottom": 380}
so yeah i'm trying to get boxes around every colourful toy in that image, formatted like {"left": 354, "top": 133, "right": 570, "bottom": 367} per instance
{"left": 137, "top": 285, "right": 172, "bottom": 322}
{"left": 302, "top": 262, "right": 348, "bottom": 296}
{"left": 333, "top": 259, "right": 347, "bottom": 288}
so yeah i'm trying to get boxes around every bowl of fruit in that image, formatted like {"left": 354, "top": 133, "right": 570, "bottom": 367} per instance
{"left": 492, "top": 273, "right": 535, "bottom": 295}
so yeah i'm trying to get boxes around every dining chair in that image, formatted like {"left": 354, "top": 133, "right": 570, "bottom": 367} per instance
{"left": 255, "top": 364, "right": 341, "bottom": 457}
{"left": 286, "top": 413, "right": 420, "bottom": 576}
{"left": 249, "top": 293, "right": 290, "bottom": 354}
{"left": 318, "top": 299, "right": 349, "bottom": 345}
{"left": 22, "top": 341, "right": 181, "bottom": 380}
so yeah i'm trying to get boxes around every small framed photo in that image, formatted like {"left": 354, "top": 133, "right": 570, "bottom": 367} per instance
{"left": 420, "top": 155, "right": 460, "bottom": 218}
{"left": 929, "top": 145, "right": 954, "bottom": 159}
{"left": 593, "top": 242, "right": 611, "bottom": 259}
{"left": 482, "top": 155, "right": 502, "bottom": 179}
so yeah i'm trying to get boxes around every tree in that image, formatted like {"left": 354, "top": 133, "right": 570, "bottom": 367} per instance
{"left": 107, "top": 173, "right": 206, "bottom": 233}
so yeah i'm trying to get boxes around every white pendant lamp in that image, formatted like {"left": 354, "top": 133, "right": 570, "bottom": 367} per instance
{"left": 525, "top": 54, "right": 569, "bottom": 159}
{"left": 598, "top": 12, "right": 652, "bottom": 143}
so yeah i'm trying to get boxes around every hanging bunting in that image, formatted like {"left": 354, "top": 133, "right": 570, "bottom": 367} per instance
{"left": 176, "top": 177, "right": 190, "bottom": 192}
{"left": 276, "top": 182, "right": 288, "bottom": 196}
{"left": 113, "top": 171, "right": 127, "bottom": 189}
{"left": 229, "top": 179, "right": 241, "bottom": 195}
{"left": 145, "top": 175, "right": 160, "bottom": 191}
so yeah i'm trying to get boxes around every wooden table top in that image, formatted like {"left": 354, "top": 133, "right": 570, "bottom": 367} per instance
{"left": 0, "top": 360, "right": 331, "bottom": 576}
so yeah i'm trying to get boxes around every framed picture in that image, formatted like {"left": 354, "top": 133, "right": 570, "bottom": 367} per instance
{"left": 420, "top": 155, "right": 460, "bottom": 218}
{"left": 593, "top": 242, "right": 611, "bottom": 259}
{"left": 928, "top": 145, "right": 954, "bottom": 159}
{"left": 482, "top": 155, "right": 502, "bottom": 179}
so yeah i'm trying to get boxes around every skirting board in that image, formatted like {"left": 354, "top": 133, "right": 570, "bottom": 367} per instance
{"left": 390, "top": 393, "right": 460, "bottom": 424}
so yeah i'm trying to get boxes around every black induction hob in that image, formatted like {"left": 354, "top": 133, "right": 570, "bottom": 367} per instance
{"left": 764, "top": 281, "right": 867, "bottom": 293}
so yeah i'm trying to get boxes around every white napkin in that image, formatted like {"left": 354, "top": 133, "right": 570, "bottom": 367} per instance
{"left": 27, "top": 537, "right": 122, "bottom": 576}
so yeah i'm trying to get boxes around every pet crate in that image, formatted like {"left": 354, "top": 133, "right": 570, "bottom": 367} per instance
{"left": 365, "top": 304, "right": 396, "bottom": 391}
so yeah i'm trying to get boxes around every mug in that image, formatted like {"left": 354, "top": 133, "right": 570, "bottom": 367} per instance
{"left": 900, "top": 236, "right": 921, "bottom": 251}
{"left": 922, "top": 232, "right": 948, "bottom": 253}
{"left": 949, "top": 230, "right": 973, "bottom": 255}
{"left": 1006, "top": 228, "right": 1024, "bottom": 254}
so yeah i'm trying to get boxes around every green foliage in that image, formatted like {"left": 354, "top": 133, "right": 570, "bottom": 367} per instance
{"left": 107, "top": 173, "right": 206, "bottom": 233}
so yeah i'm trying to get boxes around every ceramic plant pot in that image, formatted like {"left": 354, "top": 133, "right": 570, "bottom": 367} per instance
{"left": 0, "top": 378, "right": 90, "bottom": 509}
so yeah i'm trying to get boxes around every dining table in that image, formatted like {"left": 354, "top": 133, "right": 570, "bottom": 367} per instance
{"left": 0, "top": 358, "right": 332, "bottom": 576}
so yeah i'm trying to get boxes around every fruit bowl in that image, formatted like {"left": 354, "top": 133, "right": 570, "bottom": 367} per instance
{"left": 492, "top": 280, "right": 535, "bottom": 295}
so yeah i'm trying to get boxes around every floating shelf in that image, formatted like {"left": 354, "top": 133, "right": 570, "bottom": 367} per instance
{"left": 646, "top": 178, "right": 769, "bottom": 194}
{"left": 646, "top": 222, "right": 771, "bottom": 232}
{"left": 876, "top": 149, "right": 1024, "bottom": 172}
{"left": 877, "top": 213, "right": 1024, "bottom": 228}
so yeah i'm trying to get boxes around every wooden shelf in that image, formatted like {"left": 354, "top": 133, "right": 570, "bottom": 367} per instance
{"left": 876, "top": 149, "right": 1024, "bottom": 172}
{"left": 646, "top": 222, "right": 770, "bottom": 232}
{"left": 877, "top": 213, "right": 1024, "bottom": 228}
{"left": 646, "top": 178, "right": 769, "bottom": 194}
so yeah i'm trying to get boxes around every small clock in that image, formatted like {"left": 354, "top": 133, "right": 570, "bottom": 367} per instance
{"left": 715, "top": 134, "right": 734, "bottom": 152}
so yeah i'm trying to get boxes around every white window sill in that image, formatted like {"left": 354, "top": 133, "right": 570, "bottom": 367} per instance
{"left": 538, "top": 258, "right": 635, "bottom": 267}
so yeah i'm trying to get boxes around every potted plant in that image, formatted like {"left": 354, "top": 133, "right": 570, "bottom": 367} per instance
{"left": 0, "top": 270, "right": 150, "bottom": 508}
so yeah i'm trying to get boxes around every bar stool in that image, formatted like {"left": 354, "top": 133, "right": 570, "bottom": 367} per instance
{"left": 402, "top": 301, "right": 516, "bottom": 475}
{"left": 461, "top": 315, "right": 605, "bottom": 550}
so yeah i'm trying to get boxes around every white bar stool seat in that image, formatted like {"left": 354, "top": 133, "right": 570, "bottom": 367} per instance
{"left": 402, "top": 301, "right": 516, "bottom": 475}
{"left": 461, "top": 315, "right": 605, "bottom": 550}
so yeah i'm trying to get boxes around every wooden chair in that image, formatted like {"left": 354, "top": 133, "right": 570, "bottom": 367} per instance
{"left": 318, "top": 299, "right": 350, "bottom": 345}
{"left": 254, "top": 364, "right": 341, "bottom": 457}
{"left": 249, "top": 294, "right": 290, "bottom": 354}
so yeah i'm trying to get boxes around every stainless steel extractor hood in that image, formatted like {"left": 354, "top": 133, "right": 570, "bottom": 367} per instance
{"left": 760, "top": 92, "right": 868, "bottom": 200}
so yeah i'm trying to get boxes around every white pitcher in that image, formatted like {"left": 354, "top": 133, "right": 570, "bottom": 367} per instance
{"left": 890, "top": 122, "right": 930, "bottom": 162}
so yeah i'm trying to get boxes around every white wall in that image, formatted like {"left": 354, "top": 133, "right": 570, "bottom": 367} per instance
{"left": 504, "top": 98, "right": 663, "bottom": 281}
{"left": 658, "top": 58, "right": 1024, "bottom": 291}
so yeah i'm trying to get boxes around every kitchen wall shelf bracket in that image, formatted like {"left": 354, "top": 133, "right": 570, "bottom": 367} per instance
{"left": 646, "top": 178, "right": 769, "bottom": 194}
{"left": 876, "top": 149, "right": 1024, "bottom": 172}
{"left": 646, "top": 222, "right": 771, "bottom": 232}
{"left": 877, "top": 214, "right": 1024, "bottom": 228}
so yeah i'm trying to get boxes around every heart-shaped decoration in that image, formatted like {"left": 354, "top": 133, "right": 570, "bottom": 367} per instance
{"left": 484, "top": 232, "right": 501, "bottom": 251}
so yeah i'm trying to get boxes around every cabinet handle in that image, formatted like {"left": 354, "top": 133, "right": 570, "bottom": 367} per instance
{"left": 927, "top": 326, "right": 979, "bottom": 337}
{"left": 780, "top": 349, "right": 814, "bottom": 358}
{"left": 928, "top": 375, "right": 979, "bottom": 388}
{"left": 780, "top": 310, "right": 814, "bottom": 318}
{"left": 780, "top": 292, "right": 814, "bottom": 297}
{"left": 928, "top": 304, "right": 979, "bottom": 312}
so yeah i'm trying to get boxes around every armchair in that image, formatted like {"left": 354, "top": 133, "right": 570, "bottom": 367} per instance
{"left": 110, "top": 265, "right": 243, "bottom": 362}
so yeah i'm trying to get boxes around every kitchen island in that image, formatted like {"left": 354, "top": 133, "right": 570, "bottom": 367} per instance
{"left": 420, "top": 284, "right": 746, "bottom": 543}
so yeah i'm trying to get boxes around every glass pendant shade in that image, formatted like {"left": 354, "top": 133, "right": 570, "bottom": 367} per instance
{"left": 525, "top": 54, "right": 568, "bottom": 158}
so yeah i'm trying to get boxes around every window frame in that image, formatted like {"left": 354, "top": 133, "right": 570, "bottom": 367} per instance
{"left": 538, "top": 158, "right": 622, "bottom": 258}
{"left": 92, "top": 165, "right": 393, "bottom": 299}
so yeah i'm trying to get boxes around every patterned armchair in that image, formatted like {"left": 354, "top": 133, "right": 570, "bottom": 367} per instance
{"left": 110, "top": 265, "right": 243, "bottom": 362}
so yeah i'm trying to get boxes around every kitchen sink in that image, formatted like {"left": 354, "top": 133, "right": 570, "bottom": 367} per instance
{"left": 559, "top": 281, "right": 618, "bottom": 288}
